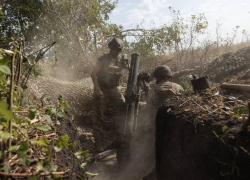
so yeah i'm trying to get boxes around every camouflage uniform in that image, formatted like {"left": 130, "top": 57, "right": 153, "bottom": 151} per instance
{"left": 93, "top": 53, "right": 125, "bottom": 150}
{"left": 148, "top": 80, "right": 184, "bottom": 109}
{"left": 131, "top": 66, "right": 184, "bottom": 178}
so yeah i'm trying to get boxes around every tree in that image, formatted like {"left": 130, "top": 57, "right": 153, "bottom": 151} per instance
{"left": 124, "top": 7, "right": 208, "bottom": 70}
{"left": 37, "top": 0, "right": 124, "bottom": 79}
{"left": 0, "top": 0, "right": 44, "bottom": 48}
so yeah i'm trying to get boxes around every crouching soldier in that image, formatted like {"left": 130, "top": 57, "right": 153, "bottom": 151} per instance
{"left": 133, "top": 65, "right": 184, "bottom": 179}
{"left": 147, "top": 65, "right": 184, "bottom": 109}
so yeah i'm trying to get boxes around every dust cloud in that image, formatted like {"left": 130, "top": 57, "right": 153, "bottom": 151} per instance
{"left": 88, "top": 108, "right": 156, "bottom": 180}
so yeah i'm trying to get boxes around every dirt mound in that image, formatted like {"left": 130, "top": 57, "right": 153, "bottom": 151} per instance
{"left": 156, "top": 88, "right": 250, "bottom": 180}
{"left": 172, "top": 45, "right": 250, "bottom": 84}
{"left": 28, "top": 75, "right": 124, "bottom": 179}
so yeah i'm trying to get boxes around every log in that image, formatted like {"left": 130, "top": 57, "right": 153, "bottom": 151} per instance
{"left": 220, "top": 83, "right": 250, "bottom": 91}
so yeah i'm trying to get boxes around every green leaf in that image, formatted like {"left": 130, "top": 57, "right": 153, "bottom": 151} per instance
{"left": 13, "top": 131, "right": 18, "bottom": 138}
{"left": 233, "top": 106, "right": 248, "bottom": 115}
{"left": 17, "top": 150, "right": 26, "bottom": 159}
{"left": 31, "top": 138, "right": 50, "bottom": 147}
{"left": 38, "top": 138, "right": 50, "bottom": 147}
{"left": 0, "top": 65, "right": 11, "bottom": 75}
{"left": 85, "top": 172, "right": 98, "bottom": 177}
{"left": 41, "top": 147, "right": 49, "bottom": 153}
{"left": 8, "top": 145, "right": 20, "bottom": 152}
{"left": 58, "top": 95, "right": 63, "bottom": 101}
{"left": 28, "top": 111, "right": 36, "bottom": 120}
{"left": 36, "top": 162, "right": 44, "bottom": 173}
{"left": 19, "top": 128, "right": 28, "bottom": 138}
{"left": 51, "top": 108, "right": 57, "bottom": 115}
{"left": 48, "top": 164, "right": 58, "bottom": 172}
{"left": 30, "top": 176, "right": 38, "bottom": 180}
{"left": 80, "top": 163, "right": 87, "bottom": 168}
{"left": 55, "top": 134, "right": 69, "bottom": 149}
{"left": 20, "top": 157, "right": 31, "bottom": 165}
{"left": 74, "top": 150, "right": 89, "bottom": 159}
{"left": 0, "top": 76, "right": 7, "bottom": 83}
{"left": 0, "top": 53, "right": 10, "bottom": 65}
{"left": 42, "top": 114, "right": 52, "bottom": 123}
{"left": 68, "top": 141, "right": 77, "bottom": 150}
{"left": 16, "top": 118, "right": 25, "bottom": 124}
{"left": 57, "top": 111, "right": 63, "bottom": 118}
{"left": 0, "top": 132, "right": 11, "bottom": 139}
{"left": 31, "top": 140, "right": 39, "bottom": 145}
{"left": 0, "top": 101, "right": 14, "bottom": 120}
{"left": 37, "top": 124, "right": 52, "bottom": 132}
{"left": 64, "top": 100, "right": 69, "bottom": 107}
{"left": 52, "top": 174, "right": 63, "bottom": 178}
{"left": 19, "top": 141, "right": 29, "bottom": 151}
{"left": 12, "top": 122, "right": 18, "bottom": 127}
{"left": 54, "top": 146, "right": 62, "bottom": 152}
{"left": 222, "top": 125, "right": 228, "bottom": 133}
{"left": 0, "top": 118, "right": 8, "bottom": 123}
{"left": 14, "top": 49, "right": 20, "bottom": 55}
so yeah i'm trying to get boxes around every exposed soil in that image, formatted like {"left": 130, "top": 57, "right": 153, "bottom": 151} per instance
{"left": 156, "top": 91, "right": 250, "bottom": 180}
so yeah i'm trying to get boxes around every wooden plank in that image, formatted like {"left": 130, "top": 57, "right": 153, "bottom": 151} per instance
{"left": 220, "top": 83, "right": 250, "bottom": 91}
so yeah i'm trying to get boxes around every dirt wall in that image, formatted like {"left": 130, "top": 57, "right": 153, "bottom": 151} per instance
{"left": 155, "top": 101, "right": 250, "bottom": 180}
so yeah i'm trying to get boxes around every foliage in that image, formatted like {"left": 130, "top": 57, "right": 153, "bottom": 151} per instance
{"left": 0, "top": 46, "right": 90, "bottom": 179}
{"left": 1, "top": 0, "right": 123, "bottom": 80}
{"left": 0, "top": 0, "right": 44, "bottom": 48}
{"left": 124, "top": 7, "right": 208, "bottom": 66}
{"left": 233, "top": 106, "right": 248, "bottom": 118}
{"left": 35, "top": 0, "right": 123, "bottom": 78}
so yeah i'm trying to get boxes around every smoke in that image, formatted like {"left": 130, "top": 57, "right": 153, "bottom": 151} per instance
{"left": 87, "top": 107, "right": 156, "bottom": 180}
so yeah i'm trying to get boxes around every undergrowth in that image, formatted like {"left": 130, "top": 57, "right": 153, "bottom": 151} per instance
{"left": 0, "top": 43, "right": 96, "bottom": 179}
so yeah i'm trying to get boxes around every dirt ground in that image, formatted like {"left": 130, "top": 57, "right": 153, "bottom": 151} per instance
{"left": 156, "top": 91, "right": 250, "bottom": 180}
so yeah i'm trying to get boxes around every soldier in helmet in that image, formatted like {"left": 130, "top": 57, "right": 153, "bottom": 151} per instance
{"left": 90, "top": 38, "right": 126, "bottom": 152}
{"left": 130, "top": 65, "right": 183, "bottom": 179}
{"left": 148, "top": 65, "right": 184, "bottom": 109}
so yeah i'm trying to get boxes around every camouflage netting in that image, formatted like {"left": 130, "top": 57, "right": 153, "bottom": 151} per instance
{"left": 28, "top": 76, "right": 123, "bottom": 152}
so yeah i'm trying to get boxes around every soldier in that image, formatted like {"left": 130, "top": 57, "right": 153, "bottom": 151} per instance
{"left": 132, "top": 65, "right": 184, "bottom": 179}
{"left": 147, "top": 65, "right": 184, "bottom": 109}
{"left": 90, "top": 38, "right": 126, "bottom": 152}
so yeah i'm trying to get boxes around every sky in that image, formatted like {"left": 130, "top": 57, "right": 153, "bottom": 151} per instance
{"left": 109, "top": 0, "right": 250, "bottom": 41}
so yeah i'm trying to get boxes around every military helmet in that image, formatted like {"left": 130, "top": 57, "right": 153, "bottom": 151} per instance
{"left": 108, "top": 38, "right": 124, "bottom": 50}
{"left": 153, "top": 65, "right": 173, "bottom": 79}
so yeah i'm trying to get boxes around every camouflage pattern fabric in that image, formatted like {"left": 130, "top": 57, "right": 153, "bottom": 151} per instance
{"left": 96, "top": 53, "right": 122, "bottom": 88}
{"left": 93, "top": 87, "right": 125, "bottom": 150}
{"left": 148, "top": 80, "right": 183, "bottom": 109}
{"left": 94, "top": 53, "right": 126, "bottom": 150}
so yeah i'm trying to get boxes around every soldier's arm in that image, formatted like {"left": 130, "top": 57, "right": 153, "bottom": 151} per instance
{"left": 90, "top": 64, "right": 103, "bottom": 98}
